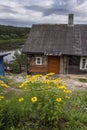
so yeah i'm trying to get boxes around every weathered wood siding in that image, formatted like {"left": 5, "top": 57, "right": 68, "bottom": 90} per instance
{"left": 28, "top": 55, "right": 61, "bottom": 74}
{"left": 29, "top": 55, "right": 48, "bottom": 73}
{"left": 68, "top": 56, "right": 87, "bottom": 74}
{"left": 28, "top": 54, "right": 87, "bottom": 74}
{"left": 29, "top": 65, "right": 47, "bottom": 73}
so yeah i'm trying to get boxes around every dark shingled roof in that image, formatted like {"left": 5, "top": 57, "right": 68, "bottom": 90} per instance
{"left": 23, "top": 24, "right": 87, "bottom": 56}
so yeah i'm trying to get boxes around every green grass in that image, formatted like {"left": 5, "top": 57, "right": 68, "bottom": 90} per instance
{"left": 0, "top": 74, "right": 23, "bottom": 99}
{"left": 79, "top": 78, "right": 87, "bottom": 82}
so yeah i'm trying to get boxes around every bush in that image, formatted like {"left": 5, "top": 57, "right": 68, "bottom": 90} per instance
{"left": 0, "top": 73, "right": 87, "bottom": 130}
{"left": 10, "top": 61, "right": 21, "bottom": 74}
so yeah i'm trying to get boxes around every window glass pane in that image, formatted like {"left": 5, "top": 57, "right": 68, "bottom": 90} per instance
{"left": 82, "top": 59, "right": 86, "bottom": 68}
{"left": 69, "top": 56, "right": 80, "bottom": 66}
{"left": 37, "top": 58, "right": 40, "bottom": 64}
{"left": 86, "top": 60, "right": 87, "bottom": 68}
{"left": 36, "top": 57, "right": 42, "bottom": 65}
{"left": 80, "top": 57, "right": 87, "bottom": 70}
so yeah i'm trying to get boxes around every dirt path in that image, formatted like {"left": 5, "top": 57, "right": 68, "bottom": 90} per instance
{"left": 60, "top": 74, "right": 87, "bottom": 90}
{"left": 6, "top": 73, "right": 87, "bottom": 90}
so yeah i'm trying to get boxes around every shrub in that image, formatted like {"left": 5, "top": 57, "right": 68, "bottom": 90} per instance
{"left": 10, "top": 61, "right": 21, "bottom": 74}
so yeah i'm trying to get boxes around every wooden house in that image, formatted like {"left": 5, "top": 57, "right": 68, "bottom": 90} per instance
{"left": 23, "top": 14, "right": 87, "bottom": 74}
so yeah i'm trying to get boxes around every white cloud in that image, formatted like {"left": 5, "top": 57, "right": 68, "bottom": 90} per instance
{"left": 0, "top": 0, "right": 87, "bottom": 26}
{"left": 75, "top": 1, "right": 87, "bottom": 13}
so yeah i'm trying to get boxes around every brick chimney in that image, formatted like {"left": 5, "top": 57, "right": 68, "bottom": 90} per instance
{"left": 68, "top": 14, "right": 74, "bottom": 25}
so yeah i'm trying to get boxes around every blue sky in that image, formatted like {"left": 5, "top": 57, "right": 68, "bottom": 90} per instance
{"left": 0, "top": 0, "right": 87, "bottom": 27}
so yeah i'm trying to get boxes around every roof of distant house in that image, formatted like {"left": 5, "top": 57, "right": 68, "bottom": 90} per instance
{"left": 0, "top": 52, "right": 11, "bottom": 57}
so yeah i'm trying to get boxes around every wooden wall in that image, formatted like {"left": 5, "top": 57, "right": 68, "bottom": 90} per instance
{"left": 29, "top": 54, "right": 48, "bottom": 73}
{"left": 27, "top": 54, "right": 87, "bottom": 74}
{"left": 67, "top": 56, "right": 87, "bottom": 74}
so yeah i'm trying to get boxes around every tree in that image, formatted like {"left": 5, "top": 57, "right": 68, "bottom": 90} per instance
{"left": 10, "top": 50, "right": 27, "bottom": 73}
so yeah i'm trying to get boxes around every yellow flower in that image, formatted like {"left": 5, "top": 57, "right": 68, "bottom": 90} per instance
{"left": 46, "top": 73, "right": 55, "bottom": 76}
{"left": 44, "top": 79, "right": 50, "bottom": 84}
{"left": 26, "top": 75, "right": 29, "bottom": 78}
{"left": 63, "top": 89, "right": 72, "bottom": 94}
{"left": 48, "top": 86, "right": 52, "bottom": 89}
{"left": 66, "top": 96, "right": 70, "bottom": 99}
{"left": 58, "top": 85, "right": 66, "bottom": 90}
{"left": 0, "top": 96, "right": 4, "bottom": 100}
{"left": 19, "top": 97, "right": 24, "bottom": 102}
{"left": 0, "top": 80, "right": 9, "bottom": 88}
{"left": 3, "top": 84, "right": 9, "bottom": 88}
{"left": 54, "top": 79, "right": 59, "bottom": 85}
{"left": 31, "top": 97, "right": 37, "bottom": 103}
{"left": 56, "top": 97, "right": 62, "bottom": 102}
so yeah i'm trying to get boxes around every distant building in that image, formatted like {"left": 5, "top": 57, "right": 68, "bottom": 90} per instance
{"left": 0, "top": 52, "right": 10, "bottom": 77}
{"left": 23, "top": 14, "right": 87, "bottom": 74}
{"left": 3, "top": 49, "right": 22, "bottom": 63}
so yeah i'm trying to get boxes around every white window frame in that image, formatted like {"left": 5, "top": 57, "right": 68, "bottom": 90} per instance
{"left": 36, "top": 57, "right": 42, "bottom": 65}
{"left": 80, "top": 57, "right": 87, "bottom": 70}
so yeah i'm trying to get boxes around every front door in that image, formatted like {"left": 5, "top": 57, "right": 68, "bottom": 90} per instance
{"left": 48, "top": 56, "right": 60, "bottom": 74}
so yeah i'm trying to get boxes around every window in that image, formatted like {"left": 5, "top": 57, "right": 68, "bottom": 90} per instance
{"left": 80, "top": 57, "right": 87, "bottom": 70}
{"left": 36, "top": 57, "right": 42, "bottom": 65}
{"left": 69, "top": 56, "right": 80, "bottom": 66}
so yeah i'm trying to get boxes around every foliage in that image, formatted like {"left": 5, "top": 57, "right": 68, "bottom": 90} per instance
{"left": 0, "top": 25, "right": 30, "bottom": 39}
{"left": 9, "top": 50, "right": 27, "bottom": 73}
{"left": 0, "top": 25, "right": 30, "bottom": 50}
{"left": 13, "top": 50, "right": 27, "bottom": 65}
{"left": 0, "top": 73, "right": 87, "bottom": 130}
{"left": 0, "top": 75, "right": 9, "bottom": 89}
{"left": 0, "top": 38, "right": 26, "bottom": 50}
{"left": 10, "top": 61, "right": 21, "bottom": 74}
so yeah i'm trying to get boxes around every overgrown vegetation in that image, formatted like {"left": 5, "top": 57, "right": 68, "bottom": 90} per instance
{"left": 5, "top": 50, "right": 27, "bottom": 73}
{"left": 0, "top": 38, "right": 26, "bottom": 50}
{"left": 0, "top": 73, "right": 87, "bottom": 130}
{"left": 0, "top": 25, "right": 30, "bottom": 50}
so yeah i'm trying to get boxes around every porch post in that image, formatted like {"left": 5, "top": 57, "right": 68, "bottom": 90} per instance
{"left": 26, "top": 54, "right": 29, "bottom": 74}
{"left": 60, "top": 56, "right": 64, "bottom": 74}
{"left": 63, "top": 56, "right": 69, "bottom": 74}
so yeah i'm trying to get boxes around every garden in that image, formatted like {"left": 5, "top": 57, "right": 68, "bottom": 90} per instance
{"left": 0, "top": 73, "right": 87, "bottom": 130}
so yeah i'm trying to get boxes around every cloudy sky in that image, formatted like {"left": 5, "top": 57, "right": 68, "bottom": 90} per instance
{"left": 0, "top": 0, "right": 87, "bottom": 27}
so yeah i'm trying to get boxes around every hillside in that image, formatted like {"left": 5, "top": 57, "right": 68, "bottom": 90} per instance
{"left": 0, "top": 25, "right": 30, "bottom": 50}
